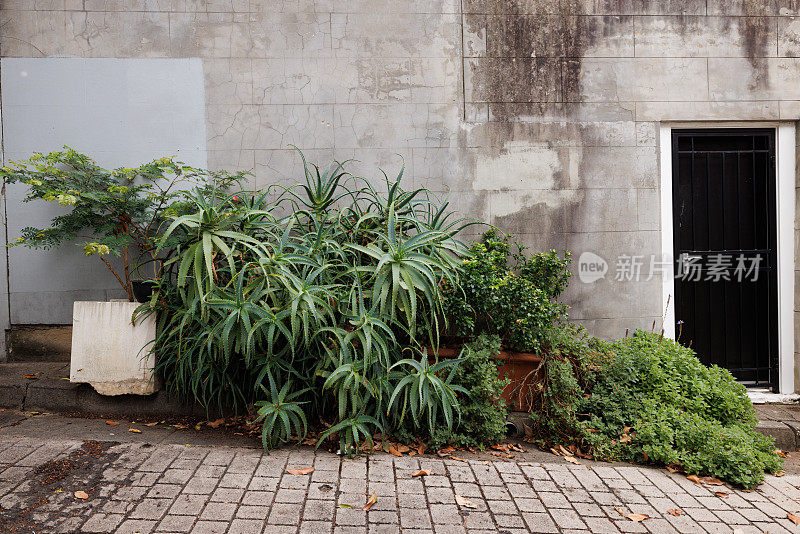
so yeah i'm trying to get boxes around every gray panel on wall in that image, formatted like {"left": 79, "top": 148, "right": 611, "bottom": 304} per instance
{"left": 1, "top": 57, "right": 207, "bottom": 324}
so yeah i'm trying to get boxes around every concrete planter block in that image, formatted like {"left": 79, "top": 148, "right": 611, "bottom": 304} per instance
{"left": 69, "top": 301, "right": 159, "bottom": 396}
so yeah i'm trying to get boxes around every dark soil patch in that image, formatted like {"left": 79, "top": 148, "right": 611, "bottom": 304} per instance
{"left": 0, "top": 440, "right": 121, "bottom": 533}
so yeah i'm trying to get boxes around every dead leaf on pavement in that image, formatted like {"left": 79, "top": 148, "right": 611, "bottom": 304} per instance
{"left": 455, "top": 495, "right": 477, "bottom": 509}
{"left": 450, "top": 456, "right": 469, "bottom": 463}
{"left": 172, "top": 424, "right": 187, "bottom": 429}
{"left": 614, "top": 506, "right": 626, "bottom": 516}
{"left": 437, "top": 446, "right": 454, "bottom": 457}
{"left": 73, "top": 491, "right": 88, "bottom": 499}
{"left": 714, "top": 491, "right": 730, "bottom": 498}
{"left": 666, "top": 466, "right": 680, "bottom": 473}
{"left": 667, "top": 509, "right": 684, "bottom": 516}
{"left": 144, "top": 422, "right": 158, "bottom": 427}
{"left": 23, "top": 373, "right": 41, "bottom": 380}
{"left": 624, "top": 513, "right": 649, "bottom": 522}
{"left": 412, "top": 469, "right": 431, "bottom": 477}
{"left": 337, "top": 503, "right": 353, "bottom": 509}
{"left": 776, "top": 470, "right": 787, "bottom": 477}
{"left": 286, "top": 467, "right": 314, "bottom": 475}
{"left": 128, "top": 428, "right": 141, "bottom": 434}
{"left": 397, "top": 444, "right": 410, "bottom": 454}
{"left": 362, "top": 493, "right": 377, "bottom": 511}
{"left": 105, "top": 420, "right": 120, "bottom": 426}
{"left": 564, "top": 456, "right": 581, "bottom": 465}
{"left": 686, "top": 474, "right": 701, "bottom": 484}
{"left": 788, "top": 512, "right": 800, "bottom": 526}
{"left": 206, "top": 418, "right": 225, "bottom": 428}
{"left": 388, "top": 444, "right": 402, "bottom": 457}
{"left": 697, "top": 477, "right": 724, "bottom": 486}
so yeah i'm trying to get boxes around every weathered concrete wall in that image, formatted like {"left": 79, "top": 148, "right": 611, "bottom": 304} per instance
{"left": 1, "top": 0, "right": 799, "bottom": 348}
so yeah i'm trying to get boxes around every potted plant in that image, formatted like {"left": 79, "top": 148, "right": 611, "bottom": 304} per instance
{"left": 0, "top": 147, "right": 244, "bottom": 394}
{"left": 440, "top": 229, "right": 571, "bottom": 411}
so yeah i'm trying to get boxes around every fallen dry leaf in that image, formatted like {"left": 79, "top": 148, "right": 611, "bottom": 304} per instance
{"left": 697, "top": 477, "right": 724, "bottom": 486}
{"left": 666, "top": 466, "right": 679, "bottom": 473}
{"left": 667, "top": 509, "right": 684, "bottom": 516}
{"left": 172, "top": 424, "right": 187, "bottom": 429}
{"left": 455, "top": 495, "right": 477, "bottom": 509}
{"left": 788, "top": 512, "right": 800, "bottom": 526}
{"left": 619, "top": 434, "right": 632, "bottom": 444}
{"left": 144, "top": 422, "right": 158, "bottom": 427}
{"left": 397, "top": 444, "right": 410, "bottom": 454}
{"left": 388, "top": 445, "right": 402, "bottom": 457}
{"left": 714, "top": 491, "right": 730, "bottom": 498}
{"left": 686, "top": 474, "right": 701, "bottom": 484}
{"left": 23, "top": 373, "right": 41, "bottom": 380}
{"left": 614, "top": 506, "right": 626, "bottom": 516}
{"left": 776, "top": 470, "right": 787, "bottom": 477}
{"left": 417, "top": 444, "right": 425, "bottom": 456}
{"left": 624, "top": 513, "right": 649, "bottom": 522}
{"left": 564, "top": 456, "right": 581, "bottom": 465}
{"left": 286, "top": 467, "right": 314, "bottom": 475}
{"left": 450, "top": 456, "right": 469, "bottom": 463}
{"left": 337, "top": 503, "right": 353, "bottom": 509}
{"left": 622, "top": 426, "right": 632, "bottom": 433}
{"left": 105, "top": 420, "right": 120, "bottom": 426}
{"left": 73, "top": 491, "right": 88, "bottom": 499}
{"left": 206, "top": 418, "right": 225, "bottom": 428}
{"left": 412, "top": 469, "right": 431, "bottom": 477}
{"left": 128, "top": 428, "right": 141, "bottom": 434}
{"left": 557, "top": 445, "right": 573, "bottom": 457}
{"left": 362, "top": 493, "right": 377, "bottom": 511}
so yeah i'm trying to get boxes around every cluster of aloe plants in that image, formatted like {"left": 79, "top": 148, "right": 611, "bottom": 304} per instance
{"left": 145, "top": 151, "right": 475, "bottom": 453}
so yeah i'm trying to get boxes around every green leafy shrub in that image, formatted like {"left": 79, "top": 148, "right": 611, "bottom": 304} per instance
{"left": 144, "top": 150, "right": 473, "bottom": 452}
{"left": 443, "top": 229, "right": 570, "bottom": 353}
{"left": 529, "top": 329, "right": 781, "bottom": 488}
{"left": 0, "top": 147, "right": 241, "bottom": 300}
{"left": 431, "top": 334, "right": 509, "bottom": 449}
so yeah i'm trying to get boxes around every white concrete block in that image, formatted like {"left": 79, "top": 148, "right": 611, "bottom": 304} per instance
{"left": 70, "top": 301, "right": 159, "bottom": 396}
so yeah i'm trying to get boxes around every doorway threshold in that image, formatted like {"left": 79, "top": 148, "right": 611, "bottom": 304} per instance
{"left": 748, "top": 388, "right": 800, "bottom": 405}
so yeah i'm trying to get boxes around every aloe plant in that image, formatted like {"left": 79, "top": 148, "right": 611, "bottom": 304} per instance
{"left": 145, "top": 148, "right": 478, "bottom": 452}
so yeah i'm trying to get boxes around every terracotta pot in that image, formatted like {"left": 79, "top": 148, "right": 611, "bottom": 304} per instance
{"left": 427, "top": 346, "right": 542, "bottom": 412}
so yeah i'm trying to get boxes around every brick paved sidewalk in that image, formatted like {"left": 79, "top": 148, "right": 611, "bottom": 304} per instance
{"left": 1, "top": 435, "right": 800, "bottom": 533}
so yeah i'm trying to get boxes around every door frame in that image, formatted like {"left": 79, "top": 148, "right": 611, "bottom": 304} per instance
{"left": 658, "top": 122, "right": 795, "bottom": 393}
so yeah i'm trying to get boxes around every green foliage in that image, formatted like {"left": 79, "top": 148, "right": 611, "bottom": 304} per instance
{"left": 431, "top": 334, "right": 509, "bottom": 449}
{"left": 0, "top": 147, "right": 242, "bottom": 299}
{"left": 529, "top": 329, "right": 781, "bottom": 488}
{"left": 145, "top": 149, "right": 473, "bottom": 453}
{"left": 389, "top": 354, "right": 466, "bottom": 436}
{"left": 255, "top": 373, "right": 309, "bottom": 451}
{"left": 443, "top": 229, "right": 571, "bottom": 352}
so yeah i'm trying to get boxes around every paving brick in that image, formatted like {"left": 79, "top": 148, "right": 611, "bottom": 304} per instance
{"left": 157, "top": 514, "right": 196, "bottom": 531}
{"left": 200, "top": 501, "right": 237, "bottom": 521}
{"left": 81, "top": 512, "right": 125, "bottom": 532}
{"left": 168, "top": 494, "right": 208, "bottom": 516}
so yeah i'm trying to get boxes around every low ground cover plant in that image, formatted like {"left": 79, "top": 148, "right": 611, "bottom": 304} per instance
{"left": 528, "top": 328, "right": 781, "bottom": 488}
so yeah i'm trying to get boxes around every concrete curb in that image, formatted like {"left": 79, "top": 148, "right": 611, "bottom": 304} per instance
{"left": 755, "top": 420, "right": 797, "bottom": 451}
{"left": 0, "top": 362, "right": 211, "bottom": 419}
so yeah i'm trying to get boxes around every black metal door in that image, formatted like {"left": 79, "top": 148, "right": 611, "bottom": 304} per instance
{"left": 672, "top": 129, "right": 778, "bottom": 389}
